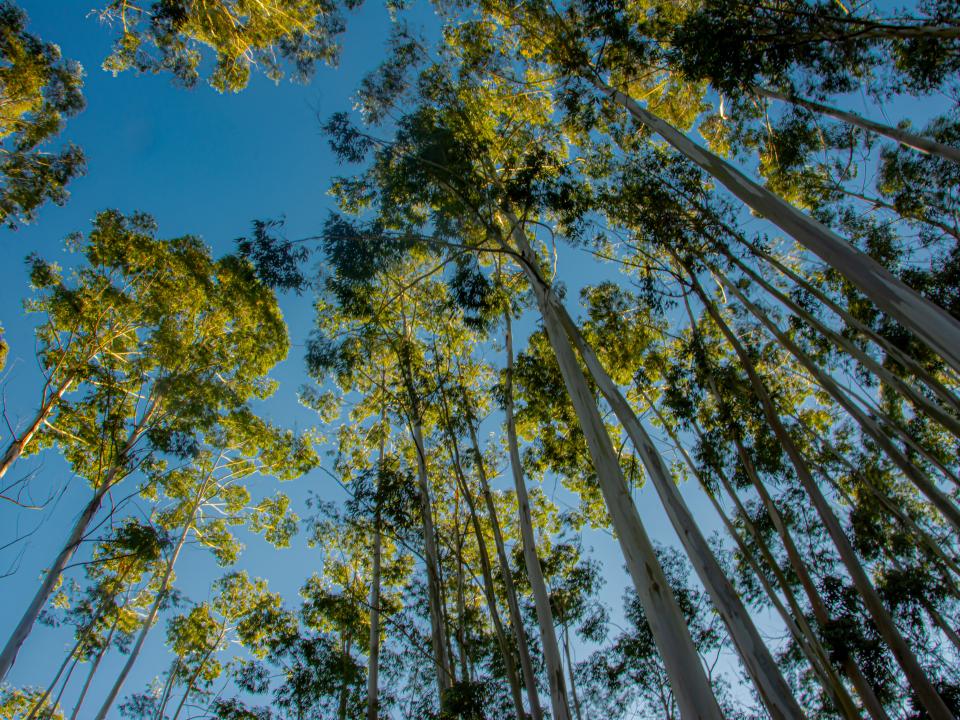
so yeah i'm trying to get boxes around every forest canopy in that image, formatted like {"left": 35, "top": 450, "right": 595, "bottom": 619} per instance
{"left": 1, "top": 0, "right": 960, "bottom": 718}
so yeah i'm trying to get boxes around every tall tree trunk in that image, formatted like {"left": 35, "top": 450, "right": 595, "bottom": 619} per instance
{"left": 437, "top": 379, "right": 527, "bottom": 719}
{"left": 717, "top": 245, "right": 960, "bottom": 442}
{"left": 0, "top": 484, "right": 110, "bottom": 682}
{"left": 453, "top": 502, "right": 471, "bottom": 682}
{"left": 754, "top": 85, "right": 960, "bottom": 164}
{"left": 70, "top": 602, "right": 124, "bottom": 720}
{"left": 590, "top": 74, "right": 960, "bottom": 376}
{"left": 727, "top": 432, "right": 893, "bottom": 720}
{"left": 170, "top": 628, "right": 226, "bottom": 720}
{"left": 401, "top": 362, "right": 454, "bottom": 697}
{"left": 0, "top": 399, "right": 156, "bottom": 682}
{"left": 562, "top": 625, "right": 584, "bottom": 720}
{"left": 504, "top": 217, "right": 724, "bottom": 720}
{"left": 502, "top": 310, "right": 575, "bottom": 720}
{"left": 464, "top": 408, "right": 544, "bottom": 720}
{"left": 642, "top": 393, "right": 865, "bottom": 720}
{"left": 155, "top": 657, "right": 182, "bottom": 720}
{"left": 551, "top": 298, "right": 805, "bottom": 720}
{"left": 92, "top": 501, "right": 193, "bottom": 720}
{"left": 686, "top": 269, "right": 954, "bottom": 720}
{"left": 747, "top": 242, "right": 960, "bottom": 411}
{"left": 367, "top": 404, "right": 387, "bottom": 720}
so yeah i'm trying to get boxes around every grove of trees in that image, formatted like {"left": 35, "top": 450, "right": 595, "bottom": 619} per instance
{"left": 1, "top": 0, "right": 960, "bottom": 718}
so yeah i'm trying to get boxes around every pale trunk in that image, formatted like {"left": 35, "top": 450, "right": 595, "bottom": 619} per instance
{"left": 453, "top": 509, "right": 471, "bottom": 681}
{"left": 0, "top": 399, "right": 155, "bottom": 681}
{"left": 749, "top": 243, "right": 960, "bottom": 411}
{"left": 729, "top": 435, "right": 893, "bottom": 720}
{"left": 0, "top": 483, "right": 109, "bottom": 682}
{"left": 170, "top": 629, "right": 225, "bottom": 720}
{"left": 404, "top": 370, "right": 453, "bottom": 696}
{"left": 644, "top": 397, "right": 863, "bottom": 719}
{"left": 503, "top": 311, "right": 574, "bottom": 720}
{"left": 92, "top": 514, "right": 191, "bottom": 720}
{"left": 690, "top": 273, "right": 954, "bottom": 719}
{"left": 0, "top": 377, "right": 72, "bottom": 480}
{"left": 438, "top": 384, "right": 527, "bottom": 719}
{"left": 466, "top": 416, "right": 544, "bottom": 720}
{"left": 755, "top": 86, "right": 960, "bottom": 164}
{"left": 504, "top": 222, "right": 724, "bottom": 718}
{"left": 155, "top": 658, "right": 181, "bottom": 720}
{"left": 70, "top": 607, "right": 123, "bottom": 720}
{"left": 592, "top": 74, "right": 960, "bottom": 376}
{"left": 26, "top": 607, "right": 99, "bottom": 720}
{"left": 720, "top": 244, "right": 960, "bottom": 440}
{"left": 533, "top": 289, "right": 723, "bottom": 720}
{"left": 562, "top": 626, "right": 584, "bottom": 720}
{"left": 552, "top": 299, "right": 803, "bottom": 720}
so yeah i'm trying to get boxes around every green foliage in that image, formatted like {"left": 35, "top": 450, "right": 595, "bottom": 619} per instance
{"left": 99, "top": 0, "right": 352, "bottom": 92}
{"left": 0, "top": 1, "right": 84, "bottom": 227}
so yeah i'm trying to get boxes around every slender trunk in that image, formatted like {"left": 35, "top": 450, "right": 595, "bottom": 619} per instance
{"left": 93, "top": 509, "right": 192, "bottom": 720}
{"left": 26, "top": 617, "right": 92, "bottom": 720}
{"left": 715, "top": 267, "right": 960, "bottom": 531}
{"left": 506, "top": 215, "right": 724, "bottom": 718}
{"left": 453, "top": 505, "right": 471, "bottom": 682}
{"left": 0, "top": 377, "right": 72, "bottom": 480}
{"left": 755, "top": 86, "right": 960, "bottom": 164}
{"left": 70, "top": 606, "right": 123, "bottom": 720}
{"left": 644, "top": 395, "right": 863, "bottom": 719}
{"left": 465, "top": 412, "right": 544, "bottom": 720}
{"left": 170, "top": 629, "right": 226, "bottom": 720}
{"left": 919, "top": 596, "right": 960, "bottom": 653}
{"left": 792, "top": 418, "right": 960, "bottom": 590}
{"left": 437, "top": 380, "right": 527, "bottom": 719}
{"left": 729, "top": 432, "right": 894, "bottom": 720}
{"left": 503, "top": 310, "right": 575, "bottom": 720}
{"left": 155, "top": 658, "right": 181, "bottom": 720}
{"left": 562, "top": 626, "right": 584, "bottom": 720}
{"left": 367, "top": 406, "right": 386, "bottom": 720}
{"left": 0, "top": 484, "right": 109, "bottom": 682}
{"left": 592, "top": 74, "right": 960, "bottom": 376}
{"left": 553, "top": 299, "right": 804, "bottom": 720}
{"left": 687, "top": 269, "right": 954, "bottom": 720}
{"left": 0, "top": 399, "right": 156, "bottom": 682}
{"left": 711, "top": 477, "right": 863, "bottom": 718}
{"left": 402, "top": 364, "right": 453, "bottom": 696}
{"left": 532, "top": 289, "right": 723, "bottom": 720}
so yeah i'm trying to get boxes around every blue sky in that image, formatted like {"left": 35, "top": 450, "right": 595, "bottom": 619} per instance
{"left": 0, "top": 1, "right": 751, "bottom": 715}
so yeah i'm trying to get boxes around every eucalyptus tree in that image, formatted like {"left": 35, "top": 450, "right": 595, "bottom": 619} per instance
{"left": 0, "top": 1, "right": 84, "bottom": 227}
{"left": 306, "top": 235, "right": 464, "bottom": 703}
{"left": 441, "top": 0, "right": 960, "bottom": 378}
{"left": 18, "top": 518, "right": 163, "bottom": 720}
{"left": 322, "top": 53, "right": 789, "bottom": 717}
{"left": 90, "top": 408, "right": 313, "bottom": 720}
{"left": 0, "top": 209, "right": 298, "bottom": 684}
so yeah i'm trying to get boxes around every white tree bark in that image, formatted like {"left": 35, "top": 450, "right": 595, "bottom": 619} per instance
{"left": 592, "top": 75, "right": 960, "bottom": 377}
